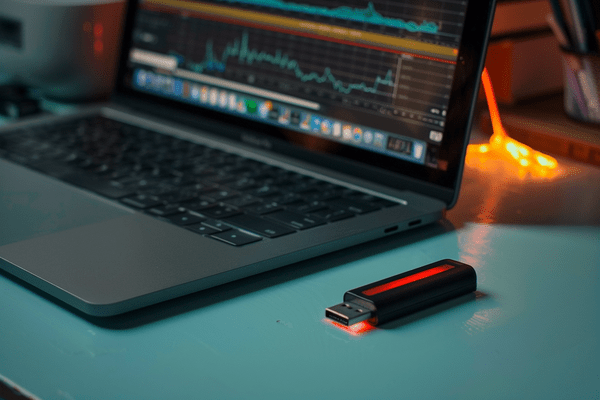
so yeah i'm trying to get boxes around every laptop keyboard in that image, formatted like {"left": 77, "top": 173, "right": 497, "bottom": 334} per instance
{"left": 0, "top": 116, "right": 400, "bottom": 246}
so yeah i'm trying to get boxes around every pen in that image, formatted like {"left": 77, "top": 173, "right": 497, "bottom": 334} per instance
{"left": 546, "top": 13, "right": 570, "bottom": 48}
{"left": 577, "top": 64, "right": 600, "bottom": 119}
{"left": 568, "top": 0, "right": 590, "bottom": 52}
{"left": 558, "top": 0, "right": 577, "bottom": 49}
{"left": 578, "top": 0, "right": 599, "bottom": 52}
{"left": 548, "top": 0, "right": 573, "bottom": 48}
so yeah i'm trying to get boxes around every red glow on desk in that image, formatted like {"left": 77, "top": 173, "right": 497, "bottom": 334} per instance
{"left": 362, "top": 265, "right": 454, "bottom": 296}
{"left": 323, "top": 319, "right": 377, "bottom": 336}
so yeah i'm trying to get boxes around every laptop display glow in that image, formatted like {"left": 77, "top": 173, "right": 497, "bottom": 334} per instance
{"left": 125, "top": 0, "right": 468, "bottom": 171}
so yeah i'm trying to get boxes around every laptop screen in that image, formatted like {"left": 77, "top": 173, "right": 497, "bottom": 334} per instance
{"left": 118, "top": 0, "right": 492, "bottom": 193}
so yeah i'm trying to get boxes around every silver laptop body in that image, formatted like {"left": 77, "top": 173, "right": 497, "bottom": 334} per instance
{"left": 0, "top": 0, "right": 496, "bottom": 316}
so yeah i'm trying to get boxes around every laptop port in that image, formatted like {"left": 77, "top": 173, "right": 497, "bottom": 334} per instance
{"left": 384, "top": 226, "right": 398, "bottom": 234}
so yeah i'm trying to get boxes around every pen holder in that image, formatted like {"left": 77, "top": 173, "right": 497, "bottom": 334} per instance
{"left": 561, "top": 49, "right": 600, "bottom": 125}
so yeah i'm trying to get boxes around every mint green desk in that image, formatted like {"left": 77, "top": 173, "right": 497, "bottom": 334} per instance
{"left": 1, "top": 109, "right": 599, "bottom": 399}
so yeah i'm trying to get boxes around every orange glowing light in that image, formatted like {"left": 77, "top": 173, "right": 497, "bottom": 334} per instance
{"left": 94, "top": 39, "right": 104, "bottom": 55}
{"left": 362, "top": 265, "right": 454, "bottom": 296}
{"left": 94, "top": 23, "right": 103, "bottom": 38}
{"left": 324, "top": 319, "right": 377, "bottom": 336}
{"left": 467, "top": 68, "right": 558, "bottom": 176}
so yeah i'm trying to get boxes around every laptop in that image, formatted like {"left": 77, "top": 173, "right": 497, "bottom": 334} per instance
{"left": 0, "top": 0, "right": 496, "bottom": 316}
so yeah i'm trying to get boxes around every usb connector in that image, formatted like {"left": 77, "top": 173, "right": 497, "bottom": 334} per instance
{"left": 325, "top": 259, "right": 477, "bottom": 327}
{"left": 325, "top": 301, "right": 374, "bottom": 326}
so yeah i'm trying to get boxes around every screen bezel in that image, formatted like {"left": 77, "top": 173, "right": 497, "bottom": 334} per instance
{"left": 113, "top": 0, "right": 496, "bottom": 207}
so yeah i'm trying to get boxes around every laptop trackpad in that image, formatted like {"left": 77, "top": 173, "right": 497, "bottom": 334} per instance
{"left": 0, "top": 159, "right": 131, "bottom": 247}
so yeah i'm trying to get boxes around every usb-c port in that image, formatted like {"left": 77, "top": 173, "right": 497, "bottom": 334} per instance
{"left": 384, "top": 226, "right": 398, "bottom": 234}
{"left": 408, "top": 219, "right": 421, "bottom": 227}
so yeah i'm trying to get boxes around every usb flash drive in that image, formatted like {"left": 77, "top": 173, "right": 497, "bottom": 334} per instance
{"left": 325, "top": 259, "right": 476, "bottom": 326}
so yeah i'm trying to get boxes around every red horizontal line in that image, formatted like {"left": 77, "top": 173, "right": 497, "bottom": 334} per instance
{"left": 362, "top": 264, "right": 454, "bottom": 296}
{"left": 140, "top": 3, "right": 457, "bottom": 65}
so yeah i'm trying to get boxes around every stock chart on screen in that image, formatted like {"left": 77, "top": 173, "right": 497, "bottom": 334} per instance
{"left": 128, "top": 0, "right": 468, "bottom": 167}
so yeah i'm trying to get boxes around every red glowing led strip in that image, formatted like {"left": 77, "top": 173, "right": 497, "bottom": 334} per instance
{"left": 362, "top": 264, "right": 454, "bottom": 296}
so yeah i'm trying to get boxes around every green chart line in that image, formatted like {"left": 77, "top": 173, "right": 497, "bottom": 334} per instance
{"left": 214, "top": 0, "right": 439, "bottom": 33}
{"left": 185, "top": 31, "right": 395, "bottom": 95}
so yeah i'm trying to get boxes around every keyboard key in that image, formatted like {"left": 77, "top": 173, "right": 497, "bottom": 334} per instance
{"left": 245, "top": 202, "right": 282, "bottom": 215}
{"left": 223, "top": 194, "right": 261, "bottom": 208}
{"left": 288, "top": 182, "right": 319, "bottom": 194}
{"left": 166, "top": 212, "right": 205, "bottom": 226}
{"left": 148, "top": 203, "right": 186, "bottom": 217}
{"left": 155, "top": 191, "right": 197, "bottom": 204}
{"left": 343, "top": 193, "right": 378, "bottom": 202}
{"left": 210, "top": 230, "right": 262, "bottom": 246}
{"left": 265, "top": 210, "right": 325, "bottom": 230}
{"left": 310, "top": 208, "right": 354, "bottom": 222}
{"left": 186, "top": 223, "right": 220, "bottom": 235}
{"left": 121, "top": 194, "right": 162, "bottom": 209}
{"left": 270, "top": 193, "right": 303, "bottom": 205}
{"left": 301, "top": 189, "right": 343, "bottom": 202}
{"left": 166, "top": 174, "right": 197, "bottom": 186}
{"left": 225, "top": 214, "right": 295, "bottom": 238}
{"left": 185, "top": 198, "right": 218, "bottom": 211}
{"left": 226, "top": 178, "right": 259, "bottom": 191}
{"left": 250, "top": 185, "right": 281, "bottom": 198}
{"left": 326, "top": 198, "right": 380, "bottom": 214}
{"left": 202, "top": 189, "right": 240, "bottom": 202}
{"left": 200, "top": 219, "right": 231, "bottom": 232}
{"left": 206, "top": 173, "right": 238, "bottom": 185}
{"left": 345, "top": 193, "right": 398, "bottom": 207}
{"left": 288, "top": 200, "right": 328, "bottom": 214}
{"left": 199, "top": 205, "right": 241, "bottom": 219}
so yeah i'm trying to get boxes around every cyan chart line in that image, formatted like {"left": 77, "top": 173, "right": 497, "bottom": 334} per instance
{"left": 185, "top": 31, "right": 395, "bottom": 95}
{"left": 213, "top": 0, "right": 439, "bottom": 33}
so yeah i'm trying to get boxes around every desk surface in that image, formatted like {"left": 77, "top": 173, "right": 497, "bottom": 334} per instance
{"left": 1, "top": 111, "right": 599, "bottom": 399}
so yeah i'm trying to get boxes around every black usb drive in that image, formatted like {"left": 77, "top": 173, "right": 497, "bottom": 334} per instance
{"left": 325, "top": 259, "right": 476, "bottom": 326}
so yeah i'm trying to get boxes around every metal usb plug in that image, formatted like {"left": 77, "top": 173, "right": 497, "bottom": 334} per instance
{"left": 325, "top": 301, "right": 373, "bottom": 326}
